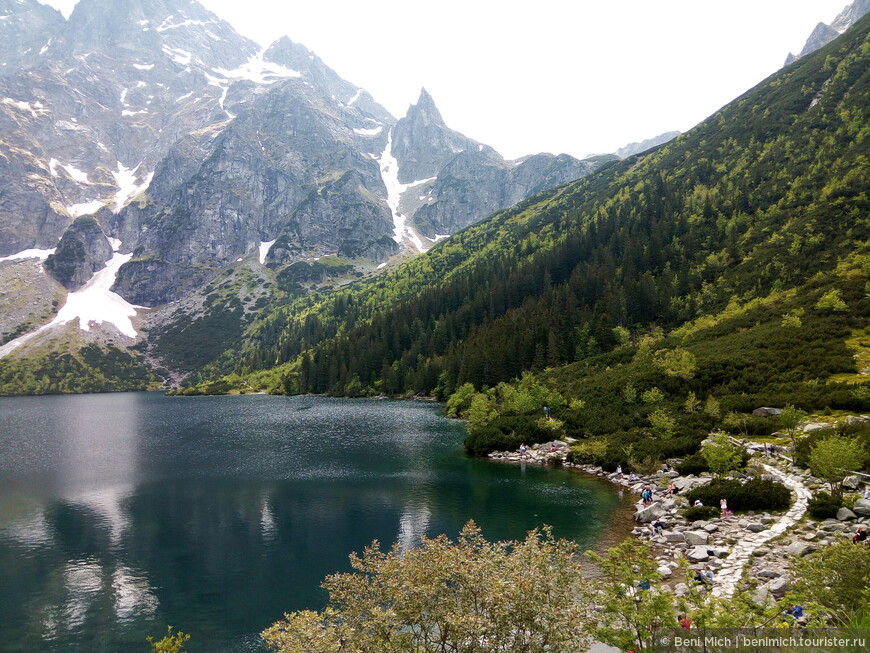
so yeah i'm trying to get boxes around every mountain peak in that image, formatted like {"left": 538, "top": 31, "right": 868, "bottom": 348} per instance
{"left": 407, "top": 87, "right": 444, "bottom": 125}
{"left": 50, "top": 0, "right": 257, "bottom": 68}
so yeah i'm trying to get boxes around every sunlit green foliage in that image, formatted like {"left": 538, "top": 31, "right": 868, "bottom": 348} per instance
{"left": 701, "top": 434, "right": 744, "bottom": 477}
{"left": 0, "top": 344, "right": 154, "bottom": 395}
{"left": 147, "top": 626, "right": 190, "bottom": 653}
{"left": 807, "top": 434, "right": 868, "bottom": 498}
{"left": 262, "top": 521, "right": 590, "bottom": 653}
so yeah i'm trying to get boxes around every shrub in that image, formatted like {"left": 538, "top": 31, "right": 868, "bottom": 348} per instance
{"left": 807, "top": 491, "right": 843, "bottom": 520}
{"left": 685, "top": 478, "right": 791, "bottom": 512}
{"left": 676, "top": 453, "right": 710, "bottom": 476}
{"left": 463, "top": 416, "right": 556, "bottom": 456}
{"left": 676, "top": 449, "right": 750, "bottom": 476}
{"left": 683, "top": 505, "right": 720, "bottom": 521}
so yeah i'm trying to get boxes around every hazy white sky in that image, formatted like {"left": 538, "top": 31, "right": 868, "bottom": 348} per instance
{"left": 41, "top": 0, "right": 850, "bottom": 158}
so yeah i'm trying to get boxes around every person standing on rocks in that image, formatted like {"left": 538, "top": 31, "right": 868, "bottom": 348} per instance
{"left": 616, "top": 465, "right": 623, "bottom": 479}
{"left": 720, "top": 498, "right": 728, "bottom": 516}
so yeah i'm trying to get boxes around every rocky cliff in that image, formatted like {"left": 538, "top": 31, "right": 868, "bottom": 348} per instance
{"left": 785, "top": 0, "right": 870, "bottom": 65}
{"left": 0, "top": 0, "right": 605, "bottom": 387}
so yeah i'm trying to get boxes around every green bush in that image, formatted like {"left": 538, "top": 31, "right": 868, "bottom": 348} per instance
{"left": 676, "top": 452, "right": 710, "bottom": 476}
{"left": 795, "top": 421, "right": 870, "bottom": 470}
{"left": 685, "top": 478, "right": 791, "bottom": 512}
{"left": 682, "top": 505, "right": 721, "bottom": 521}
{"left": 807, "top": 491, "right": 843, "bottom": 520}
{"left": 676, "top": 448, "right": 751, "bottom": 476}
{"left": 463, "top": 416, "right": 555, "bottom": 456}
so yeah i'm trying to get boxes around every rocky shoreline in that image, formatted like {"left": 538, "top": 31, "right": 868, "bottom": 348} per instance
{"left": 488, "top": 438, "right": 870, "bottom": 605}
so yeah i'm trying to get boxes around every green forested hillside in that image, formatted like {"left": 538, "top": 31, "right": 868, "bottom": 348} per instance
{"left": 195, "top": 16, "right": 870, "bottom": 459}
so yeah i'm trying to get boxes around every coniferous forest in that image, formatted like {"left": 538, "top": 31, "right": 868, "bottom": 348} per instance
{"left": 181, "top": 15, "right": 870, "bottom": 464}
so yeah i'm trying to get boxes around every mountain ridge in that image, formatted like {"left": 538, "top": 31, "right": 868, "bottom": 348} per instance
{"left": 0, "top": 0, "right": 605, "bottom": 392}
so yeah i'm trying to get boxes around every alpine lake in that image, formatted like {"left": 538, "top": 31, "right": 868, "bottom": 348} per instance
{"left": 0, "top": 392, "right": 630, "bottom": 652}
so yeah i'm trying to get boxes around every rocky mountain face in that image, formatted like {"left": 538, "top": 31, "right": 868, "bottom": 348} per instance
{"left": 785, "top": 0, "right": 870, "bottom": 65}
{"left": 44, "top": 216, "right": 113, "bottom": 290}
{"left": 393, "top": 90, "right": 603, "bottom": 239}
{"left": 0, "top": 0, "right": 65, "bottom": 73}
{"left": 615, "top": 131, "right": 681, "bottom": 159}
{"left": 0, "top": 0, "right": 604, "bottom": 387}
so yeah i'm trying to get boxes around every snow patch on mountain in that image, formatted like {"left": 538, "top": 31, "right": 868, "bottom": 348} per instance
{"left": 0, "top": 243, "right": 142, "bottom": 360}
{"left": 0, "top": 248, "right": 56, "bottom": 263}
{"left": 2, "top": 97, "right": 49, "bottom": 118}
{"left": 156, "top": 18, "right": 216, "bottom": 33}
{"left": 162, "top": 45, "right": 192, "bottom": 66}
{"left": 378, "top": 131, "right": 430, "bottom": 253}
{"left": 354, "top": 126, "right": 383, "bottom": 136}
{"left": 113, "top": 164, "right": 153, "bottom": 212}
{"left": 61, "top": 163, "right": 90, "bottom": 183}
{"left": 51, "top": 247, "right": 141, "bottom": 338}
{"left": 259, "top": 239, "right": 276, "bottom": 264}
{"left": 213, "top": 51, "right": 301, "bottom": 85}
{"left": 68, "top": 200, "right": 105, "bottom": 217}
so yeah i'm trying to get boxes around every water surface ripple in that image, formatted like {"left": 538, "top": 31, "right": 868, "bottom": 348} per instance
{"left": 0, "top": 393, "right": 624, "bottom": 652}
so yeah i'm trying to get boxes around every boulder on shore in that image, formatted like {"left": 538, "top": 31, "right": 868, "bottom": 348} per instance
{"left": 634, "top": 502, "right": 664, "bottom": 523}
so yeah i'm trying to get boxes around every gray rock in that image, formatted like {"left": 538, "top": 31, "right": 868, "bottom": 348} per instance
{"left": 751, "top": 586, "right": 774, "bottom": 608}
{"left": 657, "top": 566, "right": 673, "bottom": 578}
{"left": 663, "top": 532, "right": 686, "bottom": 543}
{"left": 44, "top": 217, "right": 114, "bottom": 291}
{"left": 757, "top": 569, "right": 781, "bottom": 579}
{"left": 768, "top": 577, "right": 791, "bottom": 598}
{"left": 746, "top": 523, "right": 767, "bottom": 533}
{"left": 684, "top": 531, "right": 711, "bottom": 546}
{"left": 853, "top": 499, "right": 870, "bottom": 517}
{"left": 753, "top": 407, "right": 782, "bottom": 418}
{"left": 686, "top": 546, "right": 710, "bottom": 563}
{"left": 634, "top": 502, "right": 664, "bottom": 523}
{"left": 842, "top": 475, "right": 861, "bottom": 490}
{"left": 785, "top": 541, "right": 815, "bottom": 557}
{"left": 837, "top": 507, "right": 858, "bottom": 521}
{"left": 703, "top": 523, "right": 720, "bottom": 533}
{"left": 803, "top": 422, "right": 833, "bottom": 433}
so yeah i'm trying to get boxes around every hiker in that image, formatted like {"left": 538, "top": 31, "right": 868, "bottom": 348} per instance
{"left": 649, "top": 519, "right": 664, "bottom": 535}
{"left": 853, "top": 526, "right": 868, "bottom": 544}
{"left": 863, "top": 486, "right": 870, "bottom": 501}
{"left": 642, "top": 487, "right": 653, "bottom": 505}
{"left": 720, "top": 498, "right": 728, "bottom": 516}
{"left": 678, "top": 614, "right": 693, "bottom": 629}
{"left": 666, "top": 482, "right": 677, "bottom": 495}
{"left": 615, "top": 465, "right": 623, "bottom": 479}
{"left": 519, "top": 443, "right": 527, "bottom": 457}
{"left": 694, "top": 566, "right": 714, "bottom": 585}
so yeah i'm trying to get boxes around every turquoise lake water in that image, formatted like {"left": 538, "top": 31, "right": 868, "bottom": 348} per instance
{"left": 0, "top": 392, "right": 626, "bottom": 652}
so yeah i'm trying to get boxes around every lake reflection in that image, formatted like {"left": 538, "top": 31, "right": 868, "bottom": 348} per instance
{"left": 0, "top": 393, "right": 624, "bottom": 652}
